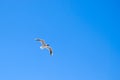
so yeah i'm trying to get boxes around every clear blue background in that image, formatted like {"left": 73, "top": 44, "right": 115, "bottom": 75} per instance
{"left": 0, "top": 0, "right": 120, "bottom": 80}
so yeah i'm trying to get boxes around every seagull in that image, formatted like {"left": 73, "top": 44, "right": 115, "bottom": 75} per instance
{"left": 35, "top": 38, "right": 53, "bottom": 56}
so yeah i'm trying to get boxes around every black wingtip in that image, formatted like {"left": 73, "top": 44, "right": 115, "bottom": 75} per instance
{"left": 35, "top": 38, "right": 40, "bottom": 41}
{"left": 50, "top": 51, "right": 53, "bottom": 56}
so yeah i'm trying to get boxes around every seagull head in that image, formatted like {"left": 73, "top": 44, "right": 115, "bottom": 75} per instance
{"left": 47, "top": 44, "right": 50, "bottom": 46}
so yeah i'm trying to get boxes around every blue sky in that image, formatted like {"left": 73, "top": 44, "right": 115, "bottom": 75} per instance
{"left": 0, "top": 0, "right": 120, "bottom": 80}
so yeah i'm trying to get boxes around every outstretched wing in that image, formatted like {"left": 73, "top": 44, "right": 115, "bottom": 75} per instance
{"left": 35, "top": 38, "right": 46, "bottom": 46}
{"left": 47, "top": 47, "right": 53, "bottom": 56}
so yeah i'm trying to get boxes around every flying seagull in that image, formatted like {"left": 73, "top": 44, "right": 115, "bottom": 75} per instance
{"left": 35, "top": 38, "right": 53, "bottom": 56}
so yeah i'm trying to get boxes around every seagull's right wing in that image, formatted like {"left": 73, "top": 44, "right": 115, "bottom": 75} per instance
{"left": 35, "top": 38, "right": 46, "bottom": 45}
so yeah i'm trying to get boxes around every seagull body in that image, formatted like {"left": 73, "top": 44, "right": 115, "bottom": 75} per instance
{"left": 35, "top": 38, "right": 53, "bottom": 56}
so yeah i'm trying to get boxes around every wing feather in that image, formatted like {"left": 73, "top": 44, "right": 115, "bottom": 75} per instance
{"left": 47, "top": 47, "right": 53, "bottom": 56}
{"left": 35, "top": 38, "right": 46, "bottom": 45}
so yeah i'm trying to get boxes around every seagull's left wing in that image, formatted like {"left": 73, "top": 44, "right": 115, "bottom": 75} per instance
{"left": 47, "top": 47, "right": 53, "bottom": 56}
